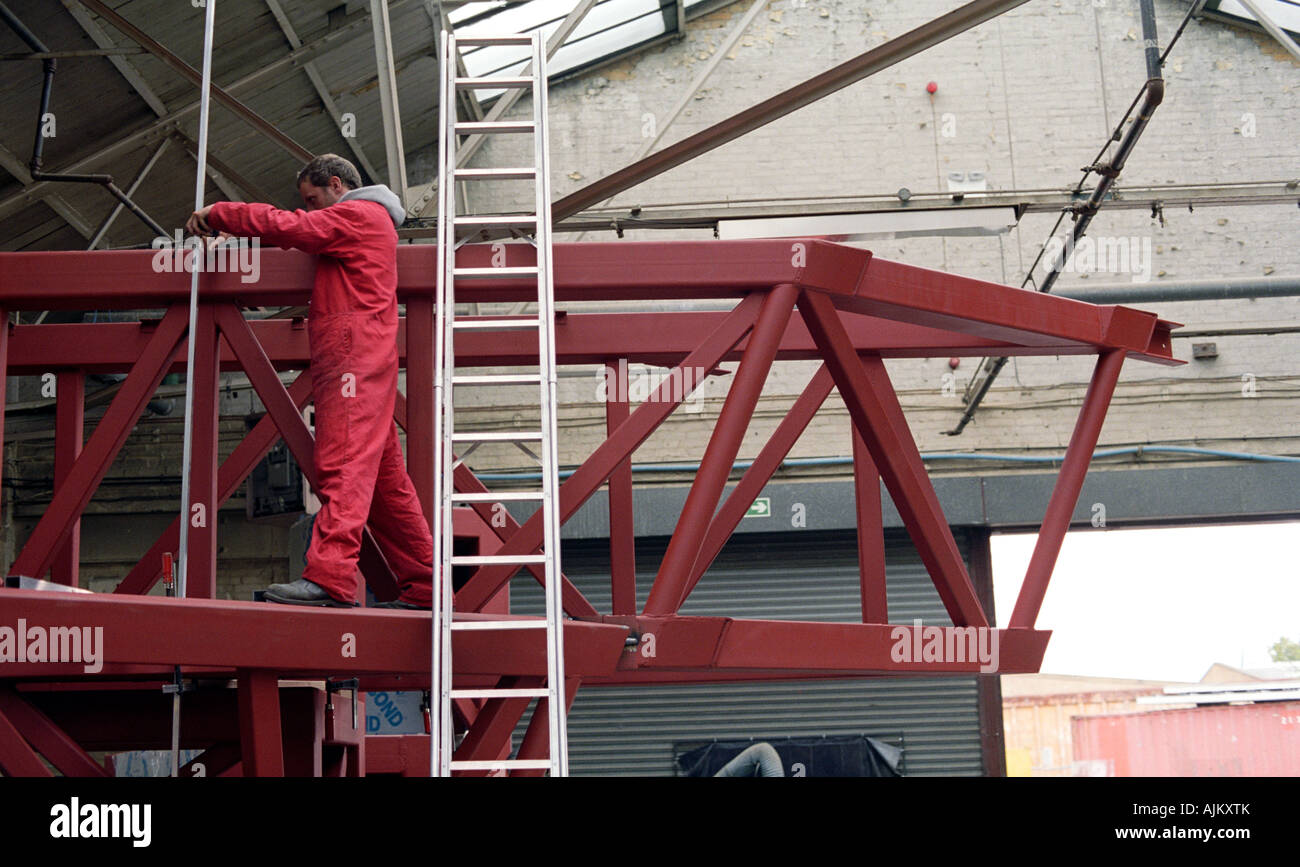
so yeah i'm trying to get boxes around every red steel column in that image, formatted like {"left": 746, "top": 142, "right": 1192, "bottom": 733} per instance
{"left": 186, "top": 304, "right": 221, "bottom": 598}
{"left": 0, "top": 309, "right": 7, "bottom": 510}
{"left": 1010, "top": 349, "right": 1125, "bottom": 629}
{"left": 51, "top": 371, "right": 85, "bottom": 586}
{"left": 853, "top": 423, "right": 888, "bottom": 623}
{"left": 237, "top": 670, "right": 284, "bottom": 777}
{"left": 644, "top": 283, "right": 798, "bottom": 617}
{"left": 405, "top": 298, "right": 435, "bottom": 523}
{"left": 606, "top": 360, "right": 637, "bottom": 615}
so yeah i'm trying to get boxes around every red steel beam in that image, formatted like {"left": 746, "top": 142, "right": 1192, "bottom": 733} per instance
{"left": 594, "top": 617, "right": 1048, "bottom": 676}
{"left": 7, "top": 305, "right": 188, "bottom": 581}
{"left": 679, "top": 364, "right": 835, "bottom": 608}
{"left": 644, "top": 283, "right": 797, "bottom": 616}
{"left": 798, "top": 289, "right": 987, "bottom": 628}
{"left": 606, "top": 361, "right": 637, "bottom": 616}
{"left": 0, "top": 686, "right": 108, "bottom": 776}
{"left": 115, "top": 371, "right": 315, "bottom": 595}
{"left": 0, "top": 589, "right": 629, "bottom": 678}
{"left": 1010, "top": 349, "right": 1126, "bottom": 629}
{"left": 0, "top": 243, "right": 1179, "bottom": 365}
{"left": 4, "top": 311, "right": 1167, "bottom": 375}
{"left": 853, "top": 424, "right": 889, "bottom": 623}
{"left": 52, "top": 371, "right": 85, "bottom": 587}
{"left": 455, "top": 293, "right": 765, "bottom": 613}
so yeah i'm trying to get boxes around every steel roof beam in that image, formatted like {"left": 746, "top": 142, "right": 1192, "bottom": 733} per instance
{"left": 551, "top": 0, "right": 1034, "bottom": 222}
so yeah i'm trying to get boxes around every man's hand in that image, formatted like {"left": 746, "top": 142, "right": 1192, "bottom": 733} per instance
{"left": 186, "top": 205, "right": 216, "bottom": 237}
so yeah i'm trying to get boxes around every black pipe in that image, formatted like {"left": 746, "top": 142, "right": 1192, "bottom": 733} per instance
{"left": 948, "top": 0, "right": 1166, "bottom": 436}
{"left": 0, "top": 0, "right": 168, "bottom": 240}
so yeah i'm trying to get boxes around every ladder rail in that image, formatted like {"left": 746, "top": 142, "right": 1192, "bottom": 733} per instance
{"left": 434, "top": 30, "right": 567, "bottom": 778}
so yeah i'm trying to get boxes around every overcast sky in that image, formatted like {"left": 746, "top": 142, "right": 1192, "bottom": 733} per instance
{"left": 991, "top": 521, "right": 1300, "bottom": 683}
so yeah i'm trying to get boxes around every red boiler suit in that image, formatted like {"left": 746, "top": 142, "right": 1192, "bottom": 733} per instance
{"left": 208, "top": 197, "right": 433, "bottom": 606}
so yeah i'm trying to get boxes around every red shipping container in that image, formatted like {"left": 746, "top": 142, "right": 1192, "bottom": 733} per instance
{"left": 1071, "top": 700, "right": 1300, "bottom": 776}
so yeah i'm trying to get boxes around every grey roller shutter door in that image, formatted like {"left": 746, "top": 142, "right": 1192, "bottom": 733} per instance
{"left": 509, "top": 528, "right": 983, "bottom": 776}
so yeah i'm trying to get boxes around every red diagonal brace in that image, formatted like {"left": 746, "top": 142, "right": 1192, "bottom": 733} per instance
{"left": 453, "top": 675, "right": 539, "bottom": 777}
{"left": 456, "top": 292, "right": 766, "bottom": 614}
{"left": 214, "top": 304, "right": 398, "bottom": 600}
{"left": 1010, "top": 349, "right": 1125, "bottom": 629}
{"left": 510, "top": 677, "right": 581, "bottom": 778}
{"left": 0, "top": 702, "right": 51, "bottom": 776}
{"left": 678, "top": 363, "right": 835, "bottom": 610}
{"left": 8, "top": 305, "right": 188, "bottom": 580}
{"left": 115, "top": 371, "right": 314, "bottom": 595}
{"left": 0, "top": 687, "right": 108, "bottom": 777}
{"left": 798, "top": 289, "right": 987, "bottom": 627}
{"left": 645, "top": 283, "right": 798, "bottom": 617}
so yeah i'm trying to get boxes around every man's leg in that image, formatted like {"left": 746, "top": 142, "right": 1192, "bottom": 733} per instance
{"left": 365, "top": 419, "right": 435, "bottom": 606}
{"left": 279, "top": 313, "right": 394, "bottom": 605}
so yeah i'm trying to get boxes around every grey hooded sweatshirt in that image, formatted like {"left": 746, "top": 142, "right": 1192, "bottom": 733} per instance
{"left": 339, "top": 184, "right": 406, "bottom": 228}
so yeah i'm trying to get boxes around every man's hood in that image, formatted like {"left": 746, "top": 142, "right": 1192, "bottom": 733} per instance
{"left": 339, "top": 184, "right": 406, "bottom": 227}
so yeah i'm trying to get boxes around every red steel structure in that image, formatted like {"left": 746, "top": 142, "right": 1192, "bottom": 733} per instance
{"left": 0, "top": 239, "right": 1179, "bottom": 776}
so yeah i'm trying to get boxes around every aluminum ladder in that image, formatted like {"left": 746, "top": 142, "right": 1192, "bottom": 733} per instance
{"left": 432, "top": 30, "right": 567, "bottom": 777}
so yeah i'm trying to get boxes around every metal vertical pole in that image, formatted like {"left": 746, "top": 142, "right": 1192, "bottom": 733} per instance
{"left": 534, "top": 33, "right": 567, "bottom": 777}
{"left": 178, "top": 0, "right": 217, "bottom": 601}
{"left": 431, "top": 28, "right": 452, "bottom": 777}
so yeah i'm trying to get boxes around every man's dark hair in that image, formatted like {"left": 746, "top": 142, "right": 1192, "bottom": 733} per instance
{"left": 297, "top": 154, "right": 362, "bottom": 191}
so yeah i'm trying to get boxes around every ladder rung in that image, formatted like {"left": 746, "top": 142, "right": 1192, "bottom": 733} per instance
{"left": 450, "top": 759, "right": 552, "bottom": 771}
{"left": 456, "top": 76, "right": 535, "bottom": 90}
{"left": 451, "top": 431, "right": 543, "bottom": 442}
{"left": 453, "top": 35, "right": 535, "bottom": 47}
{"left": 453, "top": 318, "right": 541, "bottom": 331}
{"left": 454, "top": 214, "right": 537, "bottom": 228}
{"left": 451, "top": 619, "right": 548, "bottom": 630}
{"left": 451, "top": 554, "right": 547, "bottom": 566}
{"left": 453, "top": 266, "right": 539, "bottom": 278}
{"left": 452, "top": 373, "right": 541, "bottom": 385}
{"left": 455, "top": 121, "right": 535, "bottom": 134}
{"left": 452, "top": 491, "right": 544, "bottom": 503}
{"left": 454, "top": 167, "right": 537, "bottom": 181}
{"left": 450, "top": 688, "right": 551, "bottom": 699}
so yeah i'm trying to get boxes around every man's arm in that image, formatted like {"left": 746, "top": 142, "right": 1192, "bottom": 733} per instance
{"left": 193, "top": 202, "right": 353, "bottom": 256}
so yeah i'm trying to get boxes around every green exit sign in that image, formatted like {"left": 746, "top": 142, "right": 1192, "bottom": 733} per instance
{"left": 745, "top": 498, "right": 771, "bottom": 518}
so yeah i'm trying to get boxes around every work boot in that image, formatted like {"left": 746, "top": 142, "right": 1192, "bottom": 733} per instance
{"left": 262, "top": 578, "right": 355, "bottom": 608}
{"left": 373, "top": 597, "right": 432, "bottom": 611}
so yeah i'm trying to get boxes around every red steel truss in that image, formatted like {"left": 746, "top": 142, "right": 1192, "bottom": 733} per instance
{"left": 0, "top": 239, "right": 1179, "bottom": 775}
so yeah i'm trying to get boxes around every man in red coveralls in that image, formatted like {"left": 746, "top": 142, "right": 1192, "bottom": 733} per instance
{"left": 186, "top": 154, "right": 433, "bottom": 609}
